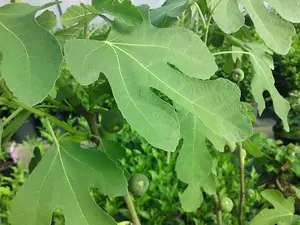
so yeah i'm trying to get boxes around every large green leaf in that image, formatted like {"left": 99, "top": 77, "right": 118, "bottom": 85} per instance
{"left": 250, "top": 189, "right": 300, "bottom": 225}
{"left": 267, "top": 0, "right": 300, "bottom": 23}
{"left": 211, "top": 0, "right": 244, "bottom": 33}
{"left": 0, "top": 3, "right": 62, "bottom": 106}
{"left": 247, "top": 43, "right": 290, "bottom": 131}
{"left": 175, "top": 108, "right": 223, "bottom": 211}
{"left": 10, "top": 142, "right": 127, "bottom": 225}
{"left": 213, "top": 0, "right": 296, "bottom": 54}
{"left": 65, "top": 10, "right": 252, "bottom": 152}
{"left": 92, "top": 0, "right": 142, "bottom": 26}
{"left": 150, "top": 0, "right": 189, "bottom": 25}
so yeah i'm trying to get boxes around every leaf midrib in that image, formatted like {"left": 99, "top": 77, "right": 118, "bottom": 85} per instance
{"left": 110, "top": 43, "right": 246, "bottom": 135}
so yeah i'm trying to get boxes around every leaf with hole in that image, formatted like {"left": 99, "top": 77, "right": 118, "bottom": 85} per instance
{"left": 246, "top": 43, "right": 290, "bottom": 131}
{"left": 65, "top": 9, "right": 252, "bottom": 152}
{"left": 0, "top": 3, "right": 62, "bottom": 106}
{"left": 10, "top": 142, "right": 127, "bottom": 225}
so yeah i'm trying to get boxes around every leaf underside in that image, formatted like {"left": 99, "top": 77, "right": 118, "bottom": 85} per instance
{"left": 233, "top": 43, "right": 290, "bottom": 131}
{"left": 212, "top": 0, "right": 296, "bottom": 55}
{"left": 10, "top": 142, "right": 127, "bottom": 225}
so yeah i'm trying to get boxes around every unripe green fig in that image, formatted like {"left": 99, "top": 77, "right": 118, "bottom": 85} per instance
{"left": 225, "top": 141, "right": 236, "bottom": 152}
{"left": 220, "top": 196, "right": 233, "bottom": 213}
{"left": 247, "top": 189, "right": 256, "bottom": 199}
{"left": 128, "top": 173, "right": 149, "bottom": 196}
{"left": 232, "top": 68, "right": 245, "bottom": 81}
{"left": 101, "top": 108, "right": 125, "bottom": 133}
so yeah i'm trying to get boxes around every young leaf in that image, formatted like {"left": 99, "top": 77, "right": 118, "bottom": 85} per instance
{"left": 10, "top": 142, "right": 127, "bottom": 225}
{"left": 0, "top": 3, "right": 62, "bottom": 106}
{"left": 61, "top": 5, "right": 96, "bottom": 27}
{"left": 150, "top": 0, "right": 189, "bottom": 25}
{"left": 266, "top": 0, "right": 300, "bottom": 23}
{"left": 211, "top": 0, "right": 244, "bottom": 34}
{"left": 65, "top": 10, "right": 252, "bottom": 152}
{"left": 250, "top": 189, "right": 300, "bottom": 225}
{"left": 175, "top": 108, "right": 223, "bottom": 211}
{"left": 247, "top": 43, "right": 290, "bottom": 131}
{"left": 92, "top": 0, "right": 142, "bottom": 26}
{"left": 36, "top": 10, "right": 57, "bottom": 30}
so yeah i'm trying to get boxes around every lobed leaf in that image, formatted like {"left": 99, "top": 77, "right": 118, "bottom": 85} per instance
{"left": 250, "top": 189, "right": 300, "bottom": 225}
{"left": 10, "top": 142, "right": 127, "bottom": 225}
{"left": 65, "top": 9, "right": 252, "bottom": 152}
{"left": 175, "top": 108, "right": 223, "bottom": 211}
{"left": 0, "top": 3, "right": 62, "bottom": 106}
{"left": 212, "top": 0, "right": 297, "bottom": 54}
{"left": 247, "top": 43, "right": 290, "bottom": 131}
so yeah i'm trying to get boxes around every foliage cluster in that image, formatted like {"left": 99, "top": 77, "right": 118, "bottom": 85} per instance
{"left": 0, "top": 0, "right": 299, "bottom": 225}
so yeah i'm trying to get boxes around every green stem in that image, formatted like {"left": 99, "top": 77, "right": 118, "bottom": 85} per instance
{"left": 204, "top": 16, "right": 211, "bottom": 45}
{"left": 2, "top": 107, "right": 23, "bottom": 127}
{"left": 181, "top": 11, "right": 185, "bottom": 27}
{"left": 212, "top": 50, "right": 250, "bottom": 57}
{"left": 45, "top": 118, "right": 60, "bottom": 148}
{"left": 238, "top": 142, "right": 245, "bottom": 225}
{"left": 124, "top": 193, "right": 141, "bottom": 225}
{"left": 204, "top": 0, "right": 223, "bottom": 45}
{"left": 46, "top": 96, "right": 74, "bottom": 112}
{"left": 195, "top": 3, "right": 206, "bottom": 29}
{"left": 13, "top": 99, "right": 89, "bottom": 138}
{"left": 212, "top": 193, "right": 222, "bottom": 225}
{"left": 167, "top": 152, "right": 171, "bottom": 164}
{"left": 83, "top": 11, "right": 88, "bottom": 39}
